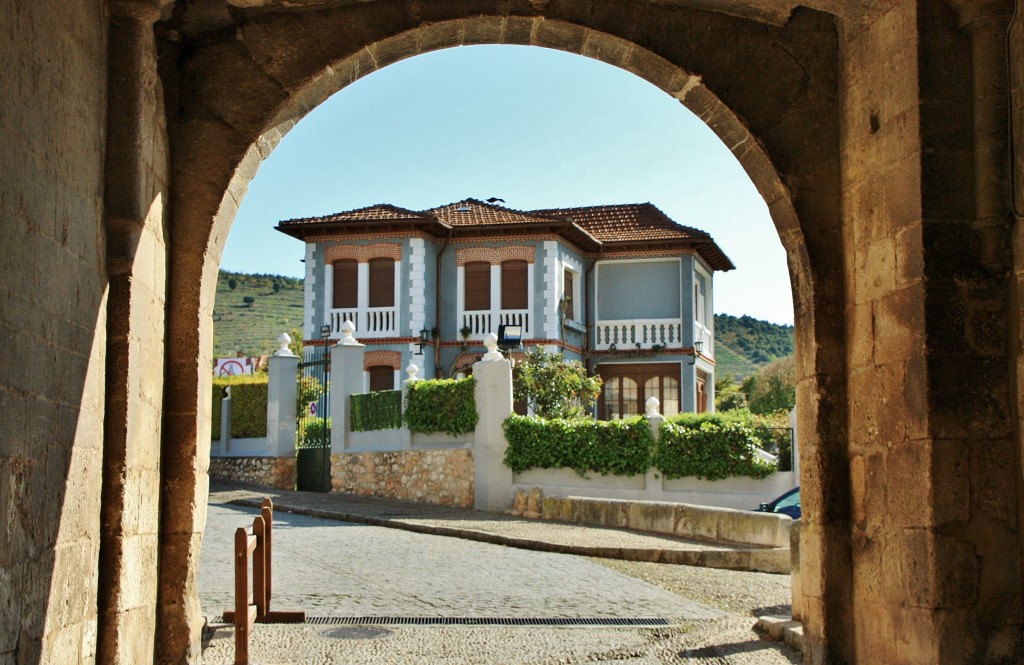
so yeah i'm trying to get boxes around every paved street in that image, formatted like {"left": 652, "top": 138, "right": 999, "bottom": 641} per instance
{"left": 198, "top": 491, "right": 800, "bottom": 663}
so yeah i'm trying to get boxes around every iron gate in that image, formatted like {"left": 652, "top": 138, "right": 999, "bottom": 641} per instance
{"left": 295, "top": 342, "right": 331, "bottom": 492}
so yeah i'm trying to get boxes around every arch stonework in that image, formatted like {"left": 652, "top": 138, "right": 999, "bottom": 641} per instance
{"left": 1, "top": 1, "right": 1023, "bottom": 664}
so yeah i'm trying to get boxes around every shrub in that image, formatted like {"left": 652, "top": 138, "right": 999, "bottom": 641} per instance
{"left": 404, "top": 377, "right": 478, "bottom": 436}
{"left": 211, "top": 375, "right": 268, "bottom": 439}
{"left": 298, "top": 417, "right": 331, "bottom": 449}
{"left": 351, "top": 390, "right": 403, "bottom": 432}
{"left": 512, "top": 348, "right": 602, "bottom": 419}
{"left": 654, "top": 420, "right": 776, "bottom": 480}
{"left": 503, "top": 414, "right": 653, "bottom": 476}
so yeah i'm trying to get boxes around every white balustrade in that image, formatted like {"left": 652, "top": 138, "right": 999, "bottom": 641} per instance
{"left": 329, "top": 307, "right": 398, "bottom": 338}
{"left": 594, "top": 318, "right": 682, "bottom": 350}
{"left": 460, "top": 310, "right": 530, "bottom": 338}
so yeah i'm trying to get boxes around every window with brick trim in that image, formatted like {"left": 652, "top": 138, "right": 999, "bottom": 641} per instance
{"left": 368, "top": 257, "right": 395, "bottom": 307}
{"left": 332, "top": 259, "right": 357, "bottom": 309}
{"left": 464, "top": 261, "right": 491, "bottom": 310}
{"left": 368, "top": 365, "right": 395, "bottom": 392}
{"left": 501, "top": 260, "right": 528, "bottom": 310}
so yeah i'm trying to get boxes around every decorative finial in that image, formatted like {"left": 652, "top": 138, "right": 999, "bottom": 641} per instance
{"left": 482, "top": 332, "right": 503, "bottom": 361}
{"left": 274, "top": 332, "right": 295, "bottom": 356}
{"left": 339, "top": 320, "right": 357, "bottom": 345}
{"left": 645, "top": 396, "right": 661, "bottom": 417}
{"left": 405, "top": 363, "right": 420, "bottom": 382}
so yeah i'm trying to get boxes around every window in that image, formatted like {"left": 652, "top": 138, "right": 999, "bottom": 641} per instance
{"left": 368, "top": 257, "right": 395, "bottom": 307}
{"left": 501, "top": 260, "right": 528, "bottom": 310}
{"left": 368, "top": 365, "right": 395, "bottom": 392}
{"left": 598, "top": 364, "right": 682, "bottom": 419}
{"left": 694, "top": 275, "right": 707, "bottom": 326}
{"left": 332, "top": 259, "right": 357, "bottom": 309}
{"left": 464, "top": 261, "right": 491, "bottom": 310}
{"left": 562, "top": 269, "right": 575, "bottom": 320}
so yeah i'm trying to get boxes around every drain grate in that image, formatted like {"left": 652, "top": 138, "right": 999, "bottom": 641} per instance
{"left": 305, "top": 616, "right": 670, "bottom": 627}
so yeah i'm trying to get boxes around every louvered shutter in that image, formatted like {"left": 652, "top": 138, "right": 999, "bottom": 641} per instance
{"left": 501, "top": 260, "right": 527, "bottom": 310}
{"left": 368, "top": 366, "right": 394, "bottom": 392}
{"left": 332, "top": 259, "right": 357, "bottom": 308}
{"left": 368, "top": 258, "right": 395, "bottom": 307}
{"left": 464, "top": 262, "right": 490, "bottom": 310}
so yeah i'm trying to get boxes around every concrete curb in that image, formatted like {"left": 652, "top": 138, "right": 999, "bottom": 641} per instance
{"left": 754, "top": 614, "right": 804, "bottom": 651}
{"left": 228, "top": 497, "right": 790, "bottom": 573}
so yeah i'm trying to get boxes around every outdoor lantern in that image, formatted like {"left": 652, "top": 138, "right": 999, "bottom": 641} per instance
{"left": 689, "top": 340, "right": 704, "bottom": 365}
{"left": 497, "top": 324, "right": 522, "bottom": 350}
{"left": 416, "top": 327, "right": 431, "bottom": 355}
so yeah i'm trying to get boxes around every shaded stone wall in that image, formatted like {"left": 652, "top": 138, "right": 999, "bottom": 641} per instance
{"left": 209, "top": 457, "right": 296, "bottom": 490}
{"left": 330, "top": 450, "right": 474, "bottom": 507}
{"left": 0, "top": 1, "right": 109, "bottom": 663}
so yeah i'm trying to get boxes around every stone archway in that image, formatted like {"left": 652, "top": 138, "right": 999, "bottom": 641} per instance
{"left": 152, "top": 6, "right": 849, "bottom": 662}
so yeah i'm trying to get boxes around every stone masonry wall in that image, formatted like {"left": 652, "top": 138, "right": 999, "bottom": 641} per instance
{"left": 330, "top": 449, "right": 474, "bottom": 507}
{"left": 0, "top": 2, "right": 109, "bottom": 663}
{"left": 209, "top": 457, "right": 296, "bottom": 491}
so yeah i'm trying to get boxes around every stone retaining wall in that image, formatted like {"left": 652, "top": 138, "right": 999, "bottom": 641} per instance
{"left": 209, "top": 457, "right": 295, "bottom": 490}
{"left": 330, "top": 449, "right": 474, "bottom": 507}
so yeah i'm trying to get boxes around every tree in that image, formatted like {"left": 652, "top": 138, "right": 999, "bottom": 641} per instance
{"left": 272, "top": 281, "right": 281, "bottom": 293}
{"left": 512, "top": 348, "right": 602, "bottom": 419}
{"left": 742, "top": 355, "right": 795, "bottom": 415}
{"left": 227, "top": 277, "right": 238, "bottom": 290}
{"left": 715, "top": 373, "right": 748, "bottom": 411}
{"left": 242, "top": 295, "right": 256, "bottom": 307}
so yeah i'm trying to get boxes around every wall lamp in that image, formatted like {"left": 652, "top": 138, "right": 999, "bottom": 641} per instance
{"left": 689, "top": 340, "right": 704, "bottom": 365}
{"left": 416, "top": 327, "right": 431, "bottom": 355}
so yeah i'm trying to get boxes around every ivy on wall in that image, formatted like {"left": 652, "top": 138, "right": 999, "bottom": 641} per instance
{"left": 211, "top": 375, "right": 269, "bottom": 439}
{"left": 405, "top": 377, "right": 478, "bottom": 436}
{"left": 502, "top": 415, "right": 653, "bottom": 476}
{"left": 503, "top": 411, "right": 779, "bottom": 480}
{"left": 351, "top": 390, "right": 403, "bottom": 432}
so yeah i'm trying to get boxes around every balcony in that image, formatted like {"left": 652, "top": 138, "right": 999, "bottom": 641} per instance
{"left": 594, "top": 318, "right": 683, "bottom": 351}
{"left": 329, "top": 307, "right": 397, "bottom": 338}
{"left": 460, "top": 309, "right": 530, "bottom": 339}
{"left": 694, "top": 322, "right": 713, "bottom": 358}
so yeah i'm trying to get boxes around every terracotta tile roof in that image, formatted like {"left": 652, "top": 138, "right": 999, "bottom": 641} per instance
{"left": 276, "top": 199, "right": 733, "bottom": 271}
{"left": 532, "top": 203, "right": 734, "bottom": 271}
{"left": 278, "top": 203, "right": 430, "bottom": 225}
{"left": 429, "top": 199, "right": 563, "bottom": 227}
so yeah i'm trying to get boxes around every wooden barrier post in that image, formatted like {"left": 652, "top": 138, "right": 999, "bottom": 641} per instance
{"left": 233, "top": 519, "right": 261, "bottom": 665}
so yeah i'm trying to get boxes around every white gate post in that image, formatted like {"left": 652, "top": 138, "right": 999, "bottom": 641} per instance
{"left": 472, "top": 333, "right": 514, "bottom": 511}
{"left": 329, "top": 321, "right": 365, "bottom": 452}
{"left": 267, "top": 333, "right": 299, "bottom": 457}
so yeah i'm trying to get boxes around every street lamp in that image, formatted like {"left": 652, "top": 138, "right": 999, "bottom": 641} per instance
{"left": 415, "top": 327, "right": 431, "bottom": 355}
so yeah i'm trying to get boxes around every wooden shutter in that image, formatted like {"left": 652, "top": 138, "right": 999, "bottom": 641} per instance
{"left": 368, "top": 366, "right": 394, "bottom": 392}
{"left": 332, "top": 259, "right": 357, "bottom": 309}
{"left": 464, "top": 261, "right": 490, "bottom": 310}
{"left": 562, "top": 269, "right": 574, "bottom": 320}
{"left": 368, "top": 258, "right": 395, "bottom": 307}
{"left": 501, "top": 260, "right": 527, "bottom": 310}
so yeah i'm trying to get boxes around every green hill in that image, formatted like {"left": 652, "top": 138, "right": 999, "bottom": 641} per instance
{"left": 212, "top": 271, "right": 304, "bottom": 358}
{"left": 713, "top": 313, "right": 794, "bottom": 379}
{"left": 211, "top": 271, "right": 794, "bottom": 374}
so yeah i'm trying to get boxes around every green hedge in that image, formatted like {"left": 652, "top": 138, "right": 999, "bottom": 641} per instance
{"left": 654, "top": 420, "right": 776, "bottom": 480}
{"left": 502, "top": 411, "right": 778, "bottom": 480}
{"left": 404, "top": 377, "right": 478, "bottom": 436}
{"left": 503, "top": 415, "right": 653, "bottom": 476}
{"left": 211, "top": 375, "right": 268, "bottom": 440}
{"left": 351, "top": 390, "right": 403, "bottom": 432}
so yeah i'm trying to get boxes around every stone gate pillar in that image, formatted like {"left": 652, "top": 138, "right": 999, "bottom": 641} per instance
{"left": 329, "top": 321, "right": 365, "bottom": 452}
{"left": 472, "top": 334, "right": 514, "bottom": 511}
{"left": 267, "top": 334, "right": 299, "bottom": 458}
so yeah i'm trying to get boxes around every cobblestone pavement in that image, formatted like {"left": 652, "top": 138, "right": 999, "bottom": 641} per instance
{"left": 199, "top": 485, "right": 801, "bottom": 663}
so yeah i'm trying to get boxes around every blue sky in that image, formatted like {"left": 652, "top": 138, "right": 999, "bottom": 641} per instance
{"left": 221, "top": 45, "right": 794, "bottom": 325}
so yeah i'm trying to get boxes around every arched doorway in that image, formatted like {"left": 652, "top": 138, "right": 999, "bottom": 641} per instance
{"left": 155, "top": 5, "right": 848, "bottom": 662}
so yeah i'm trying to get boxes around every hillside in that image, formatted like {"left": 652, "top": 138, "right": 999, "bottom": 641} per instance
{"left": 211, "top": 271, "right": 794, "bottom": 374}
{"left": 713, "top": 313, "right": 794, "bottom": 379}
{"left": 212, "top": 271, "right": 304, "bottom": 358}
